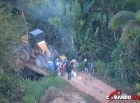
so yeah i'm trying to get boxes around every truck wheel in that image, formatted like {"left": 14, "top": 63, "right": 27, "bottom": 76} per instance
{"left": 35, "top": 55, "right": 45, "bottom": 68}
{"left": 53, "top": 49, "right": 59, "bottom": 58}
{"left": 20, "top": 49, "right": 30, "bottom": 62}
{"left": 50, "top": 49, "right": 59, "bottom": 60}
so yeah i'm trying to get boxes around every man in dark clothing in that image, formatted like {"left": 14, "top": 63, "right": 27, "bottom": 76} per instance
{"left": 91, "top": 62, "right": 95, "bottom": 77}
{"left": 66, "top": 61, "right": 72, "bottom": 80}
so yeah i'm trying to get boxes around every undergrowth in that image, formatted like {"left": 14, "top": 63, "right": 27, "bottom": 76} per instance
{"left": 78, "top": 60, "right": 138, "bottom": 95}
{"left": 23, "top": 73, "right": 69, "bottom": 103}
{"left": 93, "top": 60, "right": 138, "bottom": 95}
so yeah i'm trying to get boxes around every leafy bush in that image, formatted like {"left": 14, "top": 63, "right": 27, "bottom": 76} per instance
{"left": 0, "top": 98, "right": 10, "bottom": 103}
{"left": 94, "top": 60, "right": 115, "bottom": 79}
{"left": 47, "top": 71, "right": 56, "bottom": 77}
{"left": 94, "top": 60, "right": 107, "bottom": 77}
{"left": 23, "top": 95, "right": 37, "bottom": 103}
{"left": 136, "top": 83, "right": 140, "bottom": 96}
{"left": 23, "top": 73, "right": 69, "bottom": 103}
{"left": 0, "top": 68, "right": 25, "bottom": 103}
{"left": 78, "top": 62, "right": 84, "bottom": 71}
{"left": 0, "top": 2, "right": 27, "bottom": 103}
{"left": 94, "top": 60, "right": 138, "bottom": 95}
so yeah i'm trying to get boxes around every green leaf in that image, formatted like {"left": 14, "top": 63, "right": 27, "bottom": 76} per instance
{"left": 48, "top": 17, "right": 61, "bottom": 29}
{"left": 94, "top": 26, "right": 99, "bottom": 37}
{"left": 121, "top": 20, "right": 140, "bottom": 42}
{"left": 83, "top": 0, "right": 95, "bottom": 14}
{"left": 108, "top": 11, "right": 135, "bottom": 30}
{"left": 136, "top": 10, "right": 140, "bottom": 22}
{"left": 85, "top": 28, "right": 91, "bottom": 41}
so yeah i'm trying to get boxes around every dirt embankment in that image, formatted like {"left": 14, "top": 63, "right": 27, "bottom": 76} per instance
{"left": 40, "top": 86, "right": 86, "bottom": 103}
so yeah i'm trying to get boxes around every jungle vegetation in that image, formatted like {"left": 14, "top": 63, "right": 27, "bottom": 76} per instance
{"left": 0, "top": 0, "right": 140, "bottom": 102}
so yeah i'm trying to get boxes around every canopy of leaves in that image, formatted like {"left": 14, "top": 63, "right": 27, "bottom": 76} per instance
{"left": 122, "top": 19, "right": 140, "bottom": 43}
{"left": 136, "top": 10, "right": 140, "bottom": 22}
{"left": 0, "top": 3, "right": 26, "bottom": 64}
{"left": 0, "top": 2, "right": 27, "bottom": 103}
{"left": 83, "top": 0, "right": 95, "bottom": 14}
{"left": 108, "top": 11, "right": 135, "bottom": 30}
{"left": 127, "top": 0, "right": 140, "bottom": 7}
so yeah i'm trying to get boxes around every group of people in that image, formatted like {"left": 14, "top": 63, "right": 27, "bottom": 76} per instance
{"left": 55, "top": 58, "right": 78, "bottom": 80}
{"left": 84, "top": 57, "right": 95, "bottom": 77}
{"left": 55, "top": 57, "right": 95, "bottom": 80}
{"left": 65, "top": 57, "right": 95, "bottom": 80}
{"left": 55, "top": 58, "right": 66, "bottom": 76}
{"left": 64, "top": 60, "right": 78, "bottom": 80}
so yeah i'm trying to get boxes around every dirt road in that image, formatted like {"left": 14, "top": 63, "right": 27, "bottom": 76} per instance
{"left": 63, "top": 72, "right": 135, "bottom": 103}
{"left": 19, "top": 60, "right": 134, "bottom": 103}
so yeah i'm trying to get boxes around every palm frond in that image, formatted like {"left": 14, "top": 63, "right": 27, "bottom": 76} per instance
{"left": 84, "top": 28, "right": 91, "bottom": 41}
{"left": 126, "top": 0, "right": 140, "bottom": 7}
{"left": 121, "top": 20, "right": 140, "bottom": 42}
{"left": 108, "top": 11, "right": 135, "bottom": 30}
{"left": 83, "top": 0, "right": 95, "bottom": 14}
{"left": 136, "top": 10, "right": 140, "bottom": 22}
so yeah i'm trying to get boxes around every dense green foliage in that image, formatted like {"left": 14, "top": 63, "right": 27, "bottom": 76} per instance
{"left": 0, "top": 2, "right": 27, "bottom": 103}
{"left": 108, "top": 6, "right": 140, "bottom": 94}
{"left": 23, "top": 75, "right": 69, "bottom": 103}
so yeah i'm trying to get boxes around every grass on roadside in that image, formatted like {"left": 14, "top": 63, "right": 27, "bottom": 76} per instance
{"left": 78, "top": 60, "right": 138, "bottom": 95}
{"left": 93, "top": 60, "right": 138, "bottom": 95}
{"left": 23, "top": 72, "right": 69, "bottom": 103}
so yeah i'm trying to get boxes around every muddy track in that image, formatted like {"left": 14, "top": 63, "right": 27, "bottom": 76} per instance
{"left": 18, "top": 60, "right": 134, "bottom": 103}
{"left": 63, "top": 72, "right": 134, "bottom": 103}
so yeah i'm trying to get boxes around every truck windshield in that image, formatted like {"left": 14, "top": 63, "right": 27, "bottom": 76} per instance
{"left": 35, "top": 33, "right": 45, "bottom": 43}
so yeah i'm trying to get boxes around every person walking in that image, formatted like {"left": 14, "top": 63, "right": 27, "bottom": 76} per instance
{"left": 71, "top": 59, "right": 78, "bottom": 77}
{"left": 66, "top": 61, "right": 72, "bottom": 80}
{"left": 56, "top": 62, "right": 62, "bottom": 76}
{"left": 84, "top": 58, "right": 88, "bottom": 74}
{"left": 61, "top": 62, "right": 66, "bottom": 76}
{"left": 91, "top": 62, "right": 95, "bottom": 77}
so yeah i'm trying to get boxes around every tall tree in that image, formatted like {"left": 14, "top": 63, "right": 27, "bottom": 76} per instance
{"left": 108, "top": 10, "right": 140, "bottom": 82}
{"left": 76, "top": 0, "right": 126, "bottom": 61}
{"left": 0, "top": 2, "right": 27, "bottom": 103}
